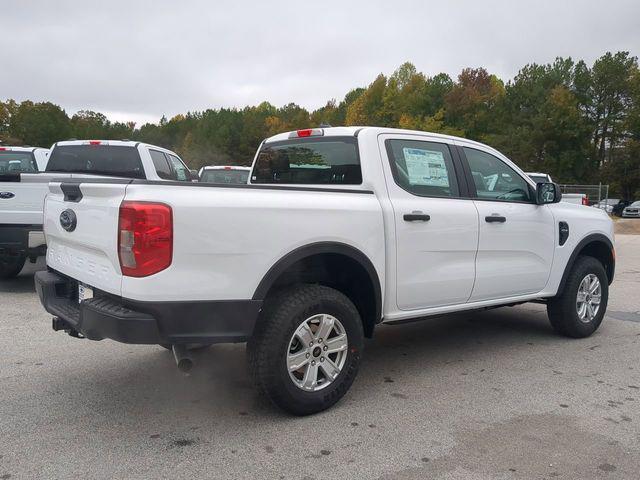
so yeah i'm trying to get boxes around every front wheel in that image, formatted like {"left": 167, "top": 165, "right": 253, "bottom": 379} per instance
{"left": 247, "top": 284, "right": 364, "bottom": 415}
{"left": 0, "top": 254, "right": 26, "bottom": 280}
{"left": 547, "top": 256, "right": 609, "bottom": 338}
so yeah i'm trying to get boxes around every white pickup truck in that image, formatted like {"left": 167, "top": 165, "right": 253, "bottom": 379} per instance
{"left": 0, "top": 140, "right": 193, "bottom": 278}
{"left": 35, "top": 127, "right": 615, "bottom": 415}
{"left": 0, "top": 146, "right": 50, "bottom": 278}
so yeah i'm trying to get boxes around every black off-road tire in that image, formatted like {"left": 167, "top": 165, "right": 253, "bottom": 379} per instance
{"left": 247, "top": 284, "right": 364, "bottom": 416}
{"left": 0, "top": 254, "right": 26, "bottom": 280}
{"left": 547, "top": 255, "right": 608, "bottom": 338}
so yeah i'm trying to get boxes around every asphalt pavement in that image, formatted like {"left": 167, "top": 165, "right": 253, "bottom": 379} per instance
{"left": 1, "top": 235, "right": 639, "bottom": 479}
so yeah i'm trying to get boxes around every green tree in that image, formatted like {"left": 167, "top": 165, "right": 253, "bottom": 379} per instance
{"left": 9, "top": 101, "right": 71, "bottom": 147}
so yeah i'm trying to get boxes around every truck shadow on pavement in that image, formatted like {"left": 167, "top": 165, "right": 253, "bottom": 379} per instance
{"left": 45, "top": 304, "right": 566, "bottom": 422}
{"left": 0, "top": 274, "right": 37, "bottom": 293}
{"left": 0, "top": 259, "right": 45, "bottom": 293}
{"left": 24, "top": 303, "right": 639, "bottom": 479}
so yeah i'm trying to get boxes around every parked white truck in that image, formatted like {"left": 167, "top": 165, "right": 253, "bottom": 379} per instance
{"left": 526, "top": 173, "right": 588, "bottom": 206}
{"left": 0, "top": 140, "right": 193, "bottom": 278}
{"left": 0, "top": 146, "right": 50, "bottom": 278}
{"left": 35, "top": 127, "right": 615, "bottom": 415}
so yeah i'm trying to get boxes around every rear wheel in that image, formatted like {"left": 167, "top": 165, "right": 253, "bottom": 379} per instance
{"left": 0, "top": 254, "right": 26, "bottom": 280}
{"left": 547, "top": 256, "right": 608, "bottom": 338}
{"left": 247, "top": 284, "right": 363, "bottom": 415}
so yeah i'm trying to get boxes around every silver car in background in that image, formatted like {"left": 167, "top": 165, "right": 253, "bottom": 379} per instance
{"left": 622, "top": 201, "right": 640, "bottom": 218}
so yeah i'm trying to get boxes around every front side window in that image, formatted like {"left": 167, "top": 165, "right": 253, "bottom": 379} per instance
{"left": 167, "top": 154, "right": 189, "bottom": 181}
{"left": 385, "top": 139, "right": 459, "bottom": 198}
{"left": 464, "top": 147, "right": 532, "bottom": 203}
{"left": 0, "top": 151, "right": 37, "bottom": 173}
{"left": 150, "top": 150, "right": 173, "bottom": 180}
{"left": 252, "top": 137, "right": 361, "bottom": 184}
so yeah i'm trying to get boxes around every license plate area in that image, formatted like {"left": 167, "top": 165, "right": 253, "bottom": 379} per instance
{"left": 78, "top": 283, "right": 94, "bottom": 304}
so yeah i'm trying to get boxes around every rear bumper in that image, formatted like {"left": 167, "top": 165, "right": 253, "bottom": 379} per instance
{"left": 0, "top": 224, "right": 46, "bottom": 257}
{"left": 35, "top": 270, "right": 262, "bottom": 345}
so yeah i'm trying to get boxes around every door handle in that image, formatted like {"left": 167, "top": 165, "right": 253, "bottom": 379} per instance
{"left": 403, "top": 213, "right": 430, "bottom": 222}
{"left": 485, "top": 214, "right": 506, "bottom": 223}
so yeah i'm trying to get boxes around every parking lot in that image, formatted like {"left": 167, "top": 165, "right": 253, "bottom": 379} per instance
{"left": 0, "top": 227, "right": 638, "bottom": 480}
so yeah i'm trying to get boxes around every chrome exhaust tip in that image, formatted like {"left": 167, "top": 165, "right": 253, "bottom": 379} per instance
{"left": 172, "top": 344, "right": 194, "bottom": 374}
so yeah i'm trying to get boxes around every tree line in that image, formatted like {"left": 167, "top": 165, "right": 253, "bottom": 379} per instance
{"left": 1, "top": 51, "right": 639, "bottom": 198}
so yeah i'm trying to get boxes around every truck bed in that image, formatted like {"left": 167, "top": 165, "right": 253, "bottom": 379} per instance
{"left": 44, "top": 179, "right": 386, "bottom": 302}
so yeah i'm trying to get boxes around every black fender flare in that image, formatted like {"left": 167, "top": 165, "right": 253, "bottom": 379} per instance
{"left": 556, "top": 233, "right": 615, "bottom": 294}
{"left": 251, "top": 241, "right": 382, "bottom": 323}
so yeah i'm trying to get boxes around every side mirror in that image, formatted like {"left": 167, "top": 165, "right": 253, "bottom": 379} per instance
{"left": 189, "top": 169, "right": 199, "bottom": 182}
{"left": 536, "top": 182, "right": 562, "bottom": 204}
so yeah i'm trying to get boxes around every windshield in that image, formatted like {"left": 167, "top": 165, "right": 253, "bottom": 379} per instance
{"left": 0, "top": 151, "right": 37, "bottom": 173}
{"left": 46, "top": 145, "right": 145, "bottom": 178}
{"left": 200, "top": 169, "right": 249, "bottom": 184}
{"left": 630, "top": 201, "right": 640, "bottom": 207}
{"left": 252, "top": 137, "right": 361, "bottom": 184}
{"left": 528, "top": 174, "right": 549, "bottom": 184}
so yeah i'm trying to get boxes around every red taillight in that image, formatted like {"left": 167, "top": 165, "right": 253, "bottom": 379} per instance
{"left": 0, "top": 147, "right": 6, "bottom": 151}
{"left": 89, "top": 140, "right": 101, "bottom": 146}
{"left": 297, "top": 129, "right": 313, "bottom": 137}
{"left": 118, "top": 201, "right": 172, "bottom": 277}
{"left": 582, "top": 195, "right": 589, "bottom": 206}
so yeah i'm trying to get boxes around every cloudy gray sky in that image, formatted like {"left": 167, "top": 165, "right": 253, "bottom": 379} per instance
{"left": 2, "top": 0, "right": 639, "bottom": 126}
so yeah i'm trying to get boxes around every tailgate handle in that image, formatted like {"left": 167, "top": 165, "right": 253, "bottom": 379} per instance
{"left": 61, "top": 183, "right": 83, "bottom": 202}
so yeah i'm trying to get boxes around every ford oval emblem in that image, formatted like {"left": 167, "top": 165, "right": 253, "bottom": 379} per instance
{"left": 0, "top": 191, "right": 15, "bottom": 199}
{"left": 60, "top": 209, "right": 77, "bottom": 232}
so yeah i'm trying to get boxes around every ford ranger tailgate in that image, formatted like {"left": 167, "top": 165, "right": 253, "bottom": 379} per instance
{"left": 44, "top": 181, "right": 129, "bottom": 296}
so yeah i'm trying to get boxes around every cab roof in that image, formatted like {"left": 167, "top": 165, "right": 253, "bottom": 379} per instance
{"left": 52, "top": 140, "right": 177, "bottom": 156}
{"left": 54, "top": 139, "right": 139, "bottom": 147}
{"left": 0, "top": 146, "right": 49, "bottom": 152}
{"left": 263, "top": 126, "right": 489, "bottom": 150}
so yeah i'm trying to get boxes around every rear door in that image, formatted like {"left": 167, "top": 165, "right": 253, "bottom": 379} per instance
{"left": 458, "top": 143, "right": 554, "bottom": 301}
{"left": 379, "top": 134, "right": 479, "bottom": 310}
{"left": 44, "top": 180, "right": 129, "bottom": 295}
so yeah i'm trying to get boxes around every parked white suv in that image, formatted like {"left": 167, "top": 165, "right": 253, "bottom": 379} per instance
{"left": 35, "top": 127, "right": 615, "bottom": 415}
{"left": 0, "top": 140, "right": 192, "bottom": 278}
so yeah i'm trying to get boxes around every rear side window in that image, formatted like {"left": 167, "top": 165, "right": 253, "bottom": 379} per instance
{"left": 252, "top": 137, "right": 361, "bottom": 184}
{"left": 0, "top": 151, "right": 37, "bottom": 173}
{"left": 385, "top": 139, "right": 459, "bottom": 198}
{"left": 150, "top": 150, "right": 173, "bottom": 180}
{"left": 46, "top": 145, "right": 145, "bottom": 178}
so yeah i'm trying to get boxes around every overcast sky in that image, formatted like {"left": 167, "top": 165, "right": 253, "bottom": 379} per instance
{"left": 3, "top": 0, "right": 639, "bottom": 126}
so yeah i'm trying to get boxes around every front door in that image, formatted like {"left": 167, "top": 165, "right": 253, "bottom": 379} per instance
{"left": 459, "top": 144, "right": 555, "bottom": 302}
{"left": 379, "top": 135, "right": 479, "bottom": 310}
